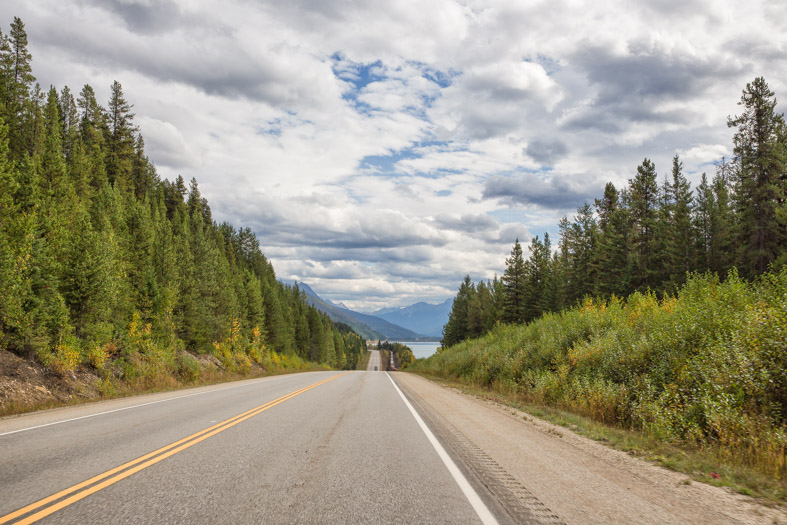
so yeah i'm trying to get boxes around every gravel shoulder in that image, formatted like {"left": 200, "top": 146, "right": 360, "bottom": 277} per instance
{"left": 394, "top": 372, "right": 786, "bottom": 525}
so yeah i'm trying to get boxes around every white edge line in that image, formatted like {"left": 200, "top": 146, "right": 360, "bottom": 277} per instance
{"left": 386, "top": 372, "right": 499, "bottom": 525}
{"left": 0, "top": 374, "right": 296, "bottom": 437}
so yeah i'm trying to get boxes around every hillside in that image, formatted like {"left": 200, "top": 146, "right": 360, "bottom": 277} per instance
{"left": 372, "top": 299, "right": 452, "bottom": 338}
{"left": 413, "top": 270, "right": 787, "bottom": 492}
{"left": 288, "top": 282, "right": 426, "bottom": 341}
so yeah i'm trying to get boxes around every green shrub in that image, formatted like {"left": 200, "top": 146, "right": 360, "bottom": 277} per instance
{"left": 414, "top": 269, "right": 787, "bottom": 479}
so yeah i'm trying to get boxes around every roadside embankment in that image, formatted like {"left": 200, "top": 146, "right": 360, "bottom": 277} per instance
{"left": 0, "top": 347, "right": 329, "bottom": 417}
{"left": 412, "top": 270, "right": 787, "bottom": 501}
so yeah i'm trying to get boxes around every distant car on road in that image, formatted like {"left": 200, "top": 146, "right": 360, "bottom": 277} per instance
{"left": 374, "top": 366, "right": 378, "bottom": 371}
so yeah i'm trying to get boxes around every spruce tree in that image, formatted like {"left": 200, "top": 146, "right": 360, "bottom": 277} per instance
{"left": 501, "top": 239, "right": 527, "bottom": 323}
{"left": 728, "top": 77, "right": 787, "bottom": 276}
{"left": 627, "top": 158, "right": 659, "bottom": 290}
{"left": 665, "top": 155, "right": 695, "bottom": 290}
{"left": 105, "top": 80, "right": 137, "bottom": 188}
{"left": 442, "top": 275, "right": 472, "bottom": 346}
{"left": 593, "top": 182, "right": 630, "bottom": 297}
{"left": 4, "top": 18, "right": 34, "bottom": 158}
{"left": 523, "top": 234, "right": 552, "bottom": 322}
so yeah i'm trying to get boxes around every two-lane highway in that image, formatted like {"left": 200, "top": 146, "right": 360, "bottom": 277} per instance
{"left": 0, "top": 371, "right": 495, "bottom": 524}
{"left": 366, "top": 349, "right": 381, "bottom": 371}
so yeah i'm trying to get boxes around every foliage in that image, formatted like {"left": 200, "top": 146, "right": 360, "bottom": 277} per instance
{"left": 417, "top": 270, "right": 787, "bottom": 478}
{"left": 377, "top": 341, "right": 415, "bottom": 369}
{"left": 0, "top": 18, "right": 368, "bottom": 388}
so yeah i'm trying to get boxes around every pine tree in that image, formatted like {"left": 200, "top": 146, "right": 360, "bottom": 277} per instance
{"left": 442, "top": 275, "right": 472, "bottom": 346}
{"left": 76, "top": 84, "right": 108, "bottom": 190}
{"left": 105, "top": 80, "right": 137, "bottom": 188}
{"left": 559, "top": 204, "right": 596, "bottom": 304}
{"left": 501, "top": 239, "right": 527, "bottom": 323}
{"left": 710, "top": 166, "right": 735, "bottom": 275}
{"left": 627, "top": 158, "right": 659, "bottom": 290}
{"left": 3, "top": 18, "right": 35, "bottom": 159}
{"left": 665, "top": 155, "right": 695, "bottom": 290}
{"left": 593, "top": 182, "right": 630, "bottom": 297}
{"left": 728, "top": 77, "right": 787, "bottom": 276}
{"left": 523, "top": 234, "right": 552, "bottom": 322}
{"left": 0, "top": 113, "right": 34, "bottom": 349}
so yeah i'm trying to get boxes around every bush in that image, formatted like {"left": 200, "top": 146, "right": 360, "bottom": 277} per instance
{"left": 414, "top": 269, "right": 787, "bottom": 478}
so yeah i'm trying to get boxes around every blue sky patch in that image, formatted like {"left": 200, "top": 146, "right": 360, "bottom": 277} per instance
{"left": 358, "top": 140, "right": 455, "bottom": 176}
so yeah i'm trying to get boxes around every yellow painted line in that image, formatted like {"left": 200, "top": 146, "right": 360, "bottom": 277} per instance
{"left": 1, "top": 372, "right": 348, "bottom": 525}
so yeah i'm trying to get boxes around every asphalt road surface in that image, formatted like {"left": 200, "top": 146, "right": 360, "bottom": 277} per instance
{"left": 366, "top": 349, "right": 381, "bottom": 371}
{"left": 0, "top": 372, "right": 495, "bottom": 524}
{"left": 2, "top": 371, "right": 783, "bottom": 524}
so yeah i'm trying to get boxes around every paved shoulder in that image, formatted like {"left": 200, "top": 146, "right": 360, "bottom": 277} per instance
{"left": 393, "top": 372, "right": 786, "bottom": 525}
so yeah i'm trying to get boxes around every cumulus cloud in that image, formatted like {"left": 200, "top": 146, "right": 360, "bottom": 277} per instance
{"left": 483, "top": 172, "right": 604, "bottom": 210}
{"left": 4, "top": 0, "right": 785, "bottom": 309}
{"left": 526, "top": 138, "right": 568, "bottom": 166}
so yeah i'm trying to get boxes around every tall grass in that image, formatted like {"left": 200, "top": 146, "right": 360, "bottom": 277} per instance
{"left": 414, "top": 270, "right": 787, "bottom": 479}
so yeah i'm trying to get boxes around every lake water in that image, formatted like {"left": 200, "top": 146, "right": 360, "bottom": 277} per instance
{"left": 399, "top": 341, "right": 441, "bottom": 359}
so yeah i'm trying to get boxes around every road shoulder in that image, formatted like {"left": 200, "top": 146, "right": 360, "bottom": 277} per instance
{"left": 393, "top": 372, "right": 786, "bottom": 525}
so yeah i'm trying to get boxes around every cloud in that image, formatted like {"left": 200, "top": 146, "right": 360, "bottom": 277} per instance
{"left": 526, "top": 138, "right": 568, "bottom": 165}
{"left": 137, "top": 116, "right": 201, "bottom": 169}
{"left": 5, "top": 0, "right": 786, "bottom": 310}
{"left": 483, "top": 172, "right": 604, "bottom": 210}
{"left": 432, "top": 213, "right": 498, "bottom": 234}
{"left": 82, "top": 0, "right": 185, "bottom": 35}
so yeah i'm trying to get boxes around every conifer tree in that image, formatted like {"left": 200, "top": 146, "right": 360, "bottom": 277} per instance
{"left": 3, "top": 18, "right": 34, "bottom": 158}
{"left": 593, "top": 182, "right": 630, "bottom": 297}
{"left": 442, "top": 275, "right": 472, "bottom": 346}
{"left": 501, "top": 239, "right": 527, "bottom": 323}
{"left": 523, "top": 234, "right": 552, "bottom": 322}
{"left": 105, "top": 80, "right": 137, "bottom": 187}
{"left": 664, "top": 155, "right": 694, "bottom": 290}
{"left": 559, "top": 204, "right": 597, "bottom": 304}
{"left": 728, "top": 77, "right": 787, "bottom": 276}
{"left": 627, "top": 158, "right": 659, "bottom": 290}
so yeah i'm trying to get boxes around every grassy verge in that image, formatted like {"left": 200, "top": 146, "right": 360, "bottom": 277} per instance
{"left": 409, "top": 370, "right": 786, "bottom": 504}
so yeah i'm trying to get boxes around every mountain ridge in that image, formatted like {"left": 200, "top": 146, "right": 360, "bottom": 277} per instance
{"left": 371, "top": 299, "right": 452, "bottom": 338}
{"left": 282, "top": 281, "right": 429, "bottom": 341}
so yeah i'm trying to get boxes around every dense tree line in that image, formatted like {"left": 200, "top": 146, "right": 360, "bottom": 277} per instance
{"left": 0, "top": 17, "right": 364, "bottom": 374}
{"left": 443, "top": 76, "right": 786, "bottom": 347}
{"left": 376, "top": 341, "right": 415, "bottom": 369}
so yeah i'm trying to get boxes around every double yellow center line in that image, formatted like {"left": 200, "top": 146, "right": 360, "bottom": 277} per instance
{"left": 1, "top": 372, "right": 348, "bottom": 525}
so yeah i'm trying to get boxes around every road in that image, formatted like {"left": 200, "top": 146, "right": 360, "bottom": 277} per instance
{"left": 0, "top": 371, "right": 495, "bottom": 524}
{"left": 1, "top": 371, "right": 784, "bottom": 524}
{"left": 366, "top": 349, "right": 381, "bottom": 371}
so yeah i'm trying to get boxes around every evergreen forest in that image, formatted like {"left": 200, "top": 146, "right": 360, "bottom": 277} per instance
{"left": 442, "top": 76, "right": 786, "bottom": 346}
{"left": 0, "top": 17, "right": 366, "bottom": 386}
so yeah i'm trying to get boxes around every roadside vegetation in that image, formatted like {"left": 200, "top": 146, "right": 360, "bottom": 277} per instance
{"left": 414, "top": 269, "right": 787, "bottom": 500}
{"left": 424, "top": 76, "right": 787, "bottom": 501}
{"left": 376, "top": 341, "right": 415, "bottom": 369}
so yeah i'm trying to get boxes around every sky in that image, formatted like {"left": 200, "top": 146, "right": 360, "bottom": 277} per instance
{"left": 2, "top": 0, "right": 785, "bottom": 312}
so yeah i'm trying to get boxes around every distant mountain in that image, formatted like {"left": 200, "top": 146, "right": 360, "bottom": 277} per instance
{"left": 372, "top": 299, "right": 453, "bottom": 338}
{"left": 282, "top": 281, "right": 425, "bottom": 341}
